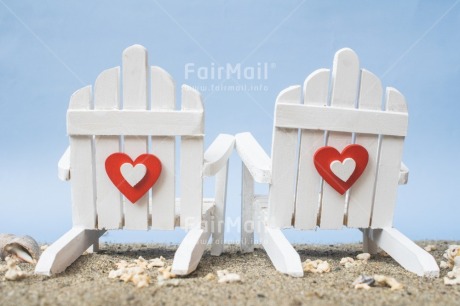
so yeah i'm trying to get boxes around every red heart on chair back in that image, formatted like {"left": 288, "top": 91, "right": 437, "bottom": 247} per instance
{"left": 105, "top": 153, "right": 162, "bottom": 204}
{"left": 313, "top": 145, "right": 368, "bottom": 195}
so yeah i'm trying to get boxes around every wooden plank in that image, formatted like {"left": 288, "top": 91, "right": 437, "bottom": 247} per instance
{"left": 320, "top": 48, "right": 359, "bottom": 229}
{"left": 122, "top": 44, "right": 149, "bottom": 230}
{"left": 67, "top": 110, "right": 204, "bottom": 136}
{"left": 240, "top": 164, "right": 255, "bottom": 253}
{"left": 255, "top": 205, "right": 303, "bottom": 277}
{"left": 399, "top": 162, "right": 409, "bottom": 185}
{"left": 35, "top": 228, "right": 106, "bottom": 276}
{"left": 371, "top": 88, "right": 407, "bottom": 228}
{"left": 171, "top": 199, "right": 213, "bottom": 275}
{"left": 294, "top": 69, "right": 329, "bottom": 229}
{"left": 150, "top": 66, "right": 176, "bottom": 230}
{"left": 180, "top": 85, "right": 204, "bottom": 229}
{"left": 268, "top": 86, "right": 301, "bottom": 228}
{"left": 365, "top": 228, "right": 439, "bottom": 277}
{"left": 347, "top": 69, "right": 382, "bottom": 228}
{"left": 274, "top": 104, "right": 407, "bottom": 136}
{"left": 202, "top": 134, "right": 234, "bottom": 255}
{"left": 58, "top": 146, "right": 71, "bottom": 181}
{"left": 235, "top": 132, "right": 271, "bottom": 184}
{"left": 202, "top": 134, "right": 235, "bottom": 177}
{"left": 93, "top": 67, "right": 123, "bottom": 230}
{"left": 210, "top": 160, "right": 229, "bottom": 256}
{"left": 68, "top": 86, "right": 96, "bottom": 228}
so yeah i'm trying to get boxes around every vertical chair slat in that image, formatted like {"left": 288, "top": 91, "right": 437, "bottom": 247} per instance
{"left": 269, "top": 86, "right": 301, "bottom": 228}
{"left": 69, "top": 86, "right": 96, "bottom": 228}
{"left": 347, "top": 69, "right": 382, "bottom": 228}
{"left": 180, "top": 85, "right": 204, "bottom": 229}
{"left": 210, "top": 160, "right": 229, "bottom": 256}
{"left": 294, "top": 69, "right": 329, "bottom": 229}
{"left": 320, "top": 48, "right": 359, "bottom": 229}
{"left": 122, "top": 45, "right": 149, "bottom": 230}
{"left": 150, "top": 66, "right": 176, "bottom": 230}
{"left": 94, "top": 67, "right": 122, "bottom": 229}
{"left": 371, "top": 88, "right": 407, "bottom": 228}
{"left": 241, "top": 163, "right": 255, "bottom": 252}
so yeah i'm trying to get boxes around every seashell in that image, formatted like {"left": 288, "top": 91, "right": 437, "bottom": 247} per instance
{"left": 352, "top": 275, "right": 375, "bottom": 287}
{"left": 158, "top": 265, "right": 176, "bottom": 280}
{"left": 147, "top": 256, "right": 165, "bottom": 268}
{"left": 373, "top": 274, "right": 403, "bottom": 290}
{"left": 455, "top": 256, "right": 460, "bottom": 268}
{"left": 340, "top": 257, "right": 356, "bottom": 268}
{"left": 109, "top": 257, "right": 165, "bottom": 288}
{"left": 5, "top": 266, "right": 29, "bottom": 281}
{"left": 2, "top": 235, "right": 41, "bottom": 264}
{"left": 157, "top": 276, "right": 180, "bottom": 287}
{"left": 356, "top": 253, "right": 371, "bottom": 262}
{"left": 302, "top": 259, "right": 331, "bottom": 273}
{"left": 3, "top": 256, "right": 30, "bottom": 281}
{"left": 354, "top": 283, "right": 371, "bottom": 290}
{"left": 340, "top": 257, "right": 354, "bottom": 265}
{"left": 441, "top": 245, "right": 460, "bottom": 269}
{"left": 445, "top": 257, "right": 460, "bottom": 286}
{"left": 217, "top": 269, "right": 242, "bottom": 283}
{"left": 443, "top": 245, "right": 460, "bottom": 261}
{"left": 204, "top": 272, "right": 216, "bottom": 281}
{"left": 132, "top": 274, "right": 150, "bottom": 288}
{"left": 424, "top": 245, "right": 437, "bottom": 252}
{"left": 440, "top": 260, "right": 450, "bottom": 269}
{"left": 444, "top": 277, "right": 460, "bottom": 286}
{"left": 0, "top": 234, "right": 16, "bottom": 260}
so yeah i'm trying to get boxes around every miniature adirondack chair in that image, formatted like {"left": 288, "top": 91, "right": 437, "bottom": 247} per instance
{"left": 35, "top": 45, "right": 234, "bottom": 276}
{"left": 236, "top": 48, "right": 439, "bottom": 278}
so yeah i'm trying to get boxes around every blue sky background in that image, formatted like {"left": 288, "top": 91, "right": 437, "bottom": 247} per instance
{"left": 0, "top": 0, "right": 459, "bottom": 245}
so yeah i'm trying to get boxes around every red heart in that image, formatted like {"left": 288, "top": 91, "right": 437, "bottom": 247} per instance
{"left": 313, "top": 145, "right": 369, "bottom": 195}
{"left": 105, "top": 153, "right": 162, "bottom": 204}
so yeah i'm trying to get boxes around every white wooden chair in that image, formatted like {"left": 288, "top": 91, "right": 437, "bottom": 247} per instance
{"left": 35, "top": 45, "right": 234, "bottom": 276}
{"left": 236, "top": 48, "right": 439, "bottom": 278}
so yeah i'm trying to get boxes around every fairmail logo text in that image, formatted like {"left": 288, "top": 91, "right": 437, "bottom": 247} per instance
{"left": 184, "top": 62, "right": 274, "bottom": 80}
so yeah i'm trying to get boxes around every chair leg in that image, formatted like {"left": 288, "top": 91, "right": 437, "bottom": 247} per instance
{"left": 240, "top": 164, "right": 255, "bottom": 253}
{"left": 211, "top": 161, "right": 229, "bottom": 256}
{"left": 362, "top": 228, "right": 379, "bottom": 254}
{"left": 256, "top": 209, "right": 303, "bottom": 277}
{"left": 364, "top": 227, "right": 439, "bottom": 277}
{"left": 171, "top": 227, "right": 212, "bottom": 275}
{"left": 86, "top": 238, "right": 100, "bottom": 253}
{"left": 35, "top": 227, "right": 106, "bottom": 276}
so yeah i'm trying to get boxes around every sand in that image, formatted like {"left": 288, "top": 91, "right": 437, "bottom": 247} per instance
{"left": 1, "top": 241, "right": 459, "bottom": 306}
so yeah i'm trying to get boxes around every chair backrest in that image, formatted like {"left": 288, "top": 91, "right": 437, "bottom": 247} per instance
{"left": 66, "top": 45, "right": 204, "bottom": 231}
{"left": 268, "top": 48, "right": 408, "bottom": 230}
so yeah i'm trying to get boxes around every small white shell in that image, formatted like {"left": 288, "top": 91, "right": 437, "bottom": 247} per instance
{"left": 3, "top": 256, "right": 30, "bottom": 281}
{"left": 217, "top": 270, "right": 242, "bottom": 283}
{"left": 352, "top": 275, "right": 375, "bottom": 287}
{"left": 373, "top": 274, "right": 403, "bottom": 290}
{"left": 302, "top": 259, "right": 331, "bottom": 273}
{"left": 424, "top": 245, "right": 437, "bottom": 252}
{"left": 340, "top": 257, "right": 354, "bottom": 264}
{"left": 356, "top": 253, "right": 371, "bottom": 261}
{"left": 441, "top": 245, "right": 460, "bottom": 269}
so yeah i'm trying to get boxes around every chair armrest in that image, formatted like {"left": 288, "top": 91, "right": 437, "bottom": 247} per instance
{"left": 58, "top": 146, "right": 71, "bottom": 181}
{"left": 398, "top": 162, "right": 409, "bottom": 185}
{"left": 203, "top": 134, "right": 235, "bottom": 177}
{"left": 235, "top": 132, "right": 271, "bottom": 184}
